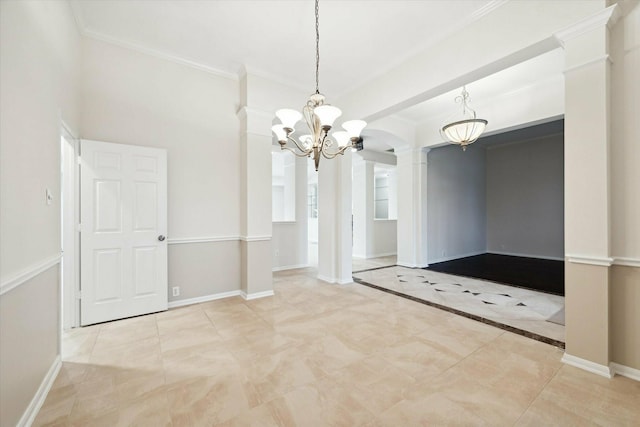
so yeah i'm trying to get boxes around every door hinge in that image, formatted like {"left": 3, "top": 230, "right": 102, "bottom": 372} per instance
{"left": 76, "top": 290, "right": 82, "bottom": 300}
{"left": 77, "top": 223, "right": 82, "bottom": 232}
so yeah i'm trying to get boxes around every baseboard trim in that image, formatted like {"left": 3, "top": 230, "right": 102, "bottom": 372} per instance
{"left": 241, "top": 290, "right": 275, "bottom": 300}
{"left": 354, "top": 251, "right": 397, "bottom": 260}
{"left": 317, "top": 274, "right": 335, "bottom": 283}
{"left": 562, "top": 353, "right": 613, "bottom": 378}
{"left": 272, "top": 264, "right": 309, "bottom": 272}
{"left": 487, "top": 251, "right": 564, "bottom": 261}
{"left": 1, "top": 254, "right": 62, "bottom": 296}
{"left": 396, "top": 261, "right": 429, "bottom": 269}
{"left": 18, "top": 355, "right": 61, "bottom": 427}
{"left": 168, "top": 290, "right": 241, "bottom": 308}
{"left": 611, "top": 363, "right": 640, "bottom": 381}
{"left": 428, "top": 251, "right": 485, "bottom": 265}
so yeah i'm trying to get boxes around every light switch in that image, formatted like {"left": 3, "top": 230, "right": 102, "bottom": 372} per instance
{"left": 46, "top": 188, "right": 53, "bottom": 205}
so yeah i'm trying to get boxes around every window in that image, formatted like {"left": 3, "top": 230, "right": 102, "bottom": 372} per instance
{"left": 374, "top": 166, "right": 397, "bottom": 220}
{"left": 308, "top": 183, "right": 318, "bottom": 219}
{"left": 272, "top": 151, "right": 295, "bottom": 221}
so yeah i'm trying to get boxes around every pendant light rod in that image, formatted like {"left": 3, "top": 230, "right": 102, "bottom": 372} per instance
{"left": 272, "top": 0, "right": 367, "bottom": 171}
{"left": 315, "top": 0, "right": 320, "bottom": 94}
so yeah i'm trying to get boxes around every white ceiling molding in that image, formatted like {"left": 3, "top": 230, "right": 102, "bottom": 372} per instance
{"left": 338, "top": 0, "right": 512, "bottom": 101}
{"left": 553, "top": 4, "right": 621, "bottom": 47}
{"left": 69, "top": 0, "right": 238, "bottom": 81}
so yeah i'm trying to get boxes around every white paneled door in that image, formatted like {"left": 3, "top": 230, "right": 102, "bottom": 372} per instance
{"left": 80, "top": 140, "right": 168, "bottom": 326}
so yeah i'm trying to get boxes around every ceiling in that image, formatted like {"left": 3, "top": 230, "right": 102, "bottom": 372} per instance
{"left": 71, "top": 0, "right": 500, "bottom": 97}
{"left": 70, "top": 0, "right": 565, "bottom": 154}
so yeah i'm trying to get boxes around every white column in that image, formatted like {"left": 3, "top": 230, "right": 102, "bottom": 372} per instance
{"left": 396, "top": 147, "right": 429, "bottom": 268}
{"left": 352, "top": 158, "right": 374, "bottom": 258}
{"left": 318, "top": 150, "right": 353, "bottom": 284}
{"left": 556, "top": 5, "right": 619, "bottom": 374}
{"left": 237, "top": 107, "right": 274, "bottom": 299}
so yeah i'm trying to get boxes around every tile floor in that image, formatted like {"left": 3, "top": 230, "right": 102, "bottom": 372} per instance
{"left": 353, "top": 266, "right": 565, "bottom": 345}
{"left": 35, "top": 267, "right": 640, "bottom": 426}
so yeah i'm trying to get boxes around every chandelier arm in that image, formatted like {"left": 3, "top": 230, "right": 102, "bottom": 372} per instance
{"left": 280, "top": 145, "right": 312, "bottom": 158}
{"left": 286, "top": 135, "right": 313, "bottom": 155}
{"left": 320, "top": 140, "right": 350, "bottom": 159}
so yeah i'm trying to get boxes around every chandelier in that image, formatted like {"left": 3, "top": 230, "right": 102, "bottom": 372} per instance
{"left": 271, "top": 0, "right": 366, "bottom": 171}
{"left": 440, "top": 86, "right": 488, "bottom": 151}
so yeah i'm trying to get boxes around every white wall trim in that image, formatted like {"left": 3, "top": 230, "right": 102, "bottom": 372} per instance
{"left": 397, "top": 261, "right": 429, "bottom": 269}
{"left": 487, "top": 251, "right": 564, "bottom": 262}
{"left": 353, "top": 251, "right": 398, "bottom": 260}
{"left": 553, "top": 4, "right": 620, "bottom": 46}
{"left": 562, "top": 353, "right": 614, "bottom": 379}
{"left": 81, "top": 29, "right": 238, "bottom": 81}
{"left": 611, "top": 363, "right": 640, "bottom": 381}
{"left": 563, "top": 54, "right": 612, "bottom": 75}
{"left": 17, "top": 355, "right": 62, "bottom": 427}
{"left": 566, "top": 254, "right": 614, "bottom": 267}
{"left": 167, "top": 236, "right": 239, "bottom": 245}
{"left": 272, "top": 264, "right": 309, "bottom": 272}
{"left": 168, "top": 290, "right": 242, "bottom": 308}
{"left": 317, "top": 274, "right": 336, "bottom": 284}
{"left": 428, "top": 251, "right": 486, "bottom": 265}
{"left": 241, "top": 290, "right": 275, "bottom": 300}
{"left": 0, "top": 254, "right": 62, "bottom": 296}
{"left": 613, "top": 257, "right": 640, "bottom": 268}
{"left": 337, "top": 278, "right": 354, "bottom": 285}
{"left": 240, "top": 236, "right": 271, "bottom": 242}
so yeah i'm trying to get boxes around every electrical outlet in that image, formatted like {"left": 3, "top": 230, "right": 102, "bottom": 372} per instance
{"left": 442, "top": 250, "right": 446, "bottom": 257}
{"left": 172, "top": 286, "right": 180, "bottom": 297}
{"left": 275, "top": 249, "right": 279, "bottom": 257}
{"left": 45, "top": 188, "right": 53, "bottom": 205}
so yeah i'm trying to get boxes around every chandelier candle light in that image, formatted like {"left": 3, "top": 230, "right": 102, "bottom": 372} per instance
{"left": 440, "top": 86, "right": 488, "bottom": 151}
{"left": 272, "top": 0, "right": 366, "bottom": 171}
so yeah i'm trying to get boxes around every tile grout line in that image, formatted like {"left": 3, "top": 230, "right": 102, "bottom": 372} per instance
{"left": 510, "top": 358, "right": 565, "bottom": 426}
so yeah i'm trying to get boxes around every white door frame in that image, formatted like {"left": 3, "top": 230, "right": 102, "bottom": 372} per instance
{"left": 61, "top": 121, "right": 80, "bottom": 330}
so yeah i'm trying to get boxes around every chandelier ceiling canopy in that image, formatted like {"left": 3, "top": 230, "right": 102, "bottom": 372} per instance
{"left": 271, "top": 0, "right": 366, "bottom": 171}
{"left": 440, "top": 86, "right": 488, "bottom": 151}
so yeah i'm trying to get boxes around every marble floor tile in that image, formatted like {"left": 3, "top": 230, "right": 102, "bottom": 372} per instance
{"left": 35, "top": 266, "right": 638, "bottom": 426}
{"left": 354, "top": 265, "right": 566, "bottom": 345}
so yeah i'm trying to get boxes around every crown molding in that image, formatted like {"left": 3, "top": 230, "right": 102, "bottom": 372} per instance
{"left": 554, "top": 4, "right": 621, "bottom": 47}
{"left": 338, "top": 0, "right": 511, "bottom": 101}
{"left": 68, "top": 1, "right": 238, "bottom": 81}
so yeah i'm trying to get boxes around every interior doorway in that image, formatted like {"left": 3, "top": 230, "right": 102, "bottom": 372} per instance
{"left": 60, "top": 124, "right": 79, "bottom": 331}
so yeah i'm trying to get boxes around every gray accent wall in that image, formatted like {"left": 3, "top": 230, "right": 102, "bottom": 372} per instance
{"left": 427, "top": 145, "right": 487, "bottom": 264}
{"left": 486, "top": 134, "right": 564, "bottom": 259}
{"left": 426, "top": 132, "right": 564, "bottom": 264}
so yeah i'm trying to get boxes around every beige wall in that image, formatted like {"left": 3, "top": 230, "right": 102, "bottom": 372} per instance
{"left": 168, "top": 241, "right": 241, "bottom": 302}
{"left": 80, "top": 37, "right": 242, "bottom": 301}
{"left": 0, "top": 1, "right": 80, "bottom": 425}
{"left": 609, "top": 1, "right": 640, "bottom": 370}
{"left": 0, "top": 267, "right": 60, "bottom": 426}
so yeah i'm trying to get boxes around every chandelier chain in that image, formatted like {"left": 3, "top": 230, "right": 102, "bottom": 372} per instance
{"left": 315, "top": 0, "right": 320, "bottom": 94}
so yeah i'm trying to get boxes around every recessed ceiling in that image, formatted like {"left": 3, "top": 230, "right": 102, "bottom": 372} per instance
{"left": 71, "top": 0, "right": 500, "bottom": 97}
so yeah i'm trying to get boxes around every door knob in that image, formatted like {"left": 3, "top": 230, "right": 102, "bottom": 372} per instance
{"left": 158, "top": 235, "right": 166, "bottom": 241}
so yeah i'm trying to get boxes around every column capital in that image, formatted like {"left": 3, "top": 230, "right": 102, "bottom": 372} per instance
{"left": 553, "top": 4, "right": 620, "bottom": 47}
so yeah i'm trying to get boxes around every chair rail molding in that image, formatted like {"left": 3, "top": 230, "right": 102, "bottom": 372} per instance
{"left": 0, "top": 253, "right": 62, "bottom": 296}
{"left": 566, "top": 254, "right": 614, "bottom": 267}
{"left": 167, "top": 236, "right": 239, "bottom": 245}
